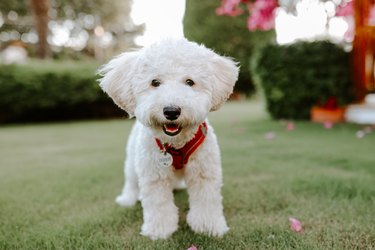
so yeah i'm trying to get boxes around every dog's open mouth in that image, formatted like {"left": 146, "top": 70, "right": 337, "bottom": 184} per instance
{"left": 163, "top": 123, "right": 182, "bottom": 136}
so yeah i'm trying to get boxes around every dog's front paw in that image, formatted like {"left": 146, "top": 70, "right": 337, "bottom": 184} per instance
{"left": 115, "top": 193, "right": 138, "bottom": 207}
{"left": 140, "top": 217, "right": 178, "bottom": 240}
{"left": 187, "top": 209, "right": 229, "bottom": 237}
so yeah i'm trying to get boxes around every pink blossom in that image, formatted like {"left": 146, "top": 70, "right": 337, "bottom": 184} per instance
{"left": 289, "top": 217, "right": 303, "bottom": 233}
{"left": 323, "top": 121, "right": 333, "bottom": 129}
{"left": 247, "top": 0, "right": 277, "bottom": 31}
{"left": 216, "top": 0, "right": 244, "bottom": 16}
{"left": 216, "top": 0, "right": 277, "bottom": 31}
{"left": 336, "top": 1, "right": 375, "bottom": 26}
{"left": 368, "top": 5, "right": 375, "bottom": 26}
{"left": 335, "top": 1, "right": 354, "bottom": 17}
{"left": 286, "top": 121, "right": 295, "bottom": 131}
{"left": 187, "top": 245, "right": 198, "bottom": 250}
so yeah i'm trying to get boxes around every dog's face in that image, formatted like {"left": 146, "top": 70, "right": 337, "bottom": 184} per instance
{"left": 99, "top": 39, "right": 239, "bottom": 138}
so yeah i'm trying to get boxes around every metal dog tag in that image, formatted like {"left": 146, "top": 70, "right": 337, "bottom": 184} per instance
{"left": 157, "top": 152, "right": 173, "bottom": 168}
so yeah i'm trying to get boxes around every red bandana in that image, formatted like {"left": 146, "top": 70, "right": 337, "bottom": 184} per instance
{"left": 155, "top": 122, "right": 208, "bottom": 170}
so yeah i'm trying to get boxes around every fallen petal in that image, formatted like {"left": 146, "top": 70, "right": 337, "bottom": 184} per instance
{"left": 286, "top": 122, "right": 295, "bottom": 131}
{"left": 323, "top": 121, "right": 333, "bottom": 129}
{"left": 289, "top": 217, "right": 303, "bottom": 233}
{"left": 187, "top": 245, "right": 198, "bottom": 250}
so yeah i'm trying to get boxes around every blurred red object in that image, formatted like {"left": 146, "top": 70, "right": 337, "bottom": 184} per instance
{"left": 352, "top": 0, "right": 375, "bottom": 101}
{"left": 311, "top": 106, "right": 346, "bottom": 123}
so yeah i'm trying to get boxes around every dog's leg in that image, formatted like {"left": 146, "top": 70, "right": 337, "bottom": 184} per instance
{"left": 185, "top": 165, "right": 229, "bottom": 237}
{"left": 139, "top": 176, "right": 178, "bottom": 240}
{"left": 116, "top": 126, "right": 139, "bottom": 207}
{"left": 115, "top": 156, "right": 139, "bottom": 207}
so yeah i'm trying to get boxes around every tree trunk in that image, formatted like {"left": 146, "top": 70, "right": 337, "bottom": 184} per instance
{"left": 29, "top": 0, "right": 50, "bottom": 59}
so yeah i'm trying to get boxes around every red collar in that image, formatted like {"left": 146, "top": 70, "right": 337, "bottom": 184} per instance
{"left": 155, "top": 122, "right": 208, "bottom": 170}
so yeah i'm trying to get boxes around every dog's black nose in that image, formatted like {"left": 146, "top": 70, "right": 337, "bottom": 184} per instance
{"left": 163, "top": 106, "right": 181, "bottom": 121}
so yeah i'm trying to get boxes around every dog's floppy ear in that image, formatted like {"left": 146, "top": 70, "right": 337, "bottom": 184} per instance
{"left": 97, "top": 51, "right": 139, "bottom": 117}
{"left": 209, "top": 54, "right": 239, "bottom": 111}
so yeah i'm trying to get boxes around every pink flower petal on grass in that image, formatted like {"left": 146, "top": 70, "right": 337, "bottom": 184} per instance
{"left": 289, "top": 217, "right": 303, "bottom": 233}
{"left": 265, "top": 132, "right": 276, "bottom": 140}
{"left": 323, "top": 121, "right": 333, "bottom": 129}
{"left": 286, "top": 122, "right": 295, "bottom": 131}
{"left": 187, "top": 245, "right": 198, "bottom": 250}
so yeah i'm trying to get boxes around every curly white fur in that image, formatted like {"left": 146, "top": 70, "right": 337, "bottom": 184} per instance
{"left": 98, "top": 38, "right": 239, "bottom": 240}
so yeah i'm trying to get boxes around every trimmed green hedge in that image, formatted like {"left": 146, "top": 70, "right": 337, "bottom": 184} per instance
{"left": 0, "top": 61, "right": 124, "bottom": 123}
{"left": 254, "top": 41, "right": 355, "bottom": 119}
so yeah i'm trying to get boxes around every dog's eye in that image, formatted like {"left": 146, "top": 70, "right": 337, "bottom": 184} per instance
{"left": 151, "top": 79, "right": 161, "bottom": 87}
{"left": 186, "top": 79, "right": 195, "bottom": 87}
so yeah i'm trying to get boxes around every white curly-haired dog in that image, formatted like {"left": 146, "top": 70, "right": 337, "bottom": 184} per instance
{"left": 98, "top": 38, "right": 239, "bottom": 240}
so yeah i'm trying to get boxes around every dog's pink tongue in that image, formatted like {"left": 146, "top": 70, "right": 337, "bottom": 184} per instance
{"left": 165, "top": 124, "right": 179, "bottom": 132}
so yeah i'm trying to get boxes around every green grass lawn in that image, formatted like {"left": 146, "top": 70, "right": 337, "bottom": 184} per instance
{"left": 0, "top": 101, "right": 374, "bottom": 249}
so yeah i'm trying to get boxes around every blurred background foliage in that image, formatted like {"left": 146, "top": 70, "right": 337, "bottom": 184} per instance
{"left": 0, "top": 0, "right": 356, "bottom": 123}
{"left": 0, "top": 0, "right": 143, "bottom": 59}
{"left": 254, "top": 41, "right": 354, "bottom": 119}
{"left": 184, "top": 0, "right": 275, "bottom": 95}
{"left": 0, "top": 0, "right": 139, "bottom": 122}
{"left": 0, "top": 61, "right": 123, "bottom": 123}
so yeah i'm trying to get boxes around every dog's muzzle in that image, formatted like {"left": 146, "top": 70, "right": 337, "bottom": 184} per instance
{"left": 162, "top": 106, "right": 182, "bottom": 136}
